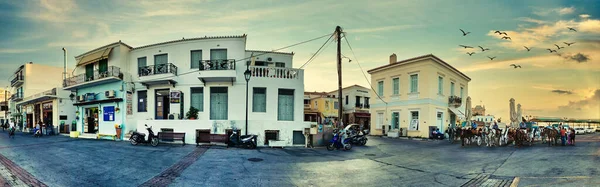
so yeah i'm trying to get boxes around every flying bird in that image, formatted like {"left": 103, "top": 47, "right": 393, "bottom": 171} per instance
{"left": 510, "top": 64, "right": 521, "bottom": 68}
{"left": 567, "top": 27, "right": 577, "bottom": 32}
{"left": 459, "top": 45, "right": 473, "bottom": 48}
{"left": 564, "top": 42, "right": 575, "bottom": 46}
{"left": 546, "top": 49, "right": 557, "bottom": 53}
{"left": 501, "top": 36, "right": 511, "bottom": 40}
{"left": 478, "top": 46, "right": 490, "bottom": 51}
{"left": 487, "top": 56, "right": 496, "bottom": 60}
{"left": 460, "top": 29, "right": 471, "bottom": 36}
{"left": 554, "top": 44, "right": 564, "bottom": 49}
{"left": 467, "top": 52, "right": 475, "bottom": 56}
{"left": 500, "top": 32, "right": 508, "bottom": 36}
{"left": 523, "top": 46, "right": 531, "bottom": 51}
{"left": 494, "top": 30, "right": 502, "bottom": 35}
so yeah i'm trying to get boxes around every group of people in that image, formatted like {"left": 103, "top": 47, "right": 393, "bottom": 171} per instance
{"left": 557, "top": 124, "right": 576, "bottom": 146}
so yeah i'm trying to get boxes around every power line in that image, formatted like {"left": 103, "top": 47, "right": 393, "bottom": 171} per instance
{"left": 299, "top": 33, "right": 335, "bottom": 69}
{"left": 343, "top": 33, "right": 387, "bottom": 104}
{"left": 132, "top": 32, "right": 334, "bottom": 84}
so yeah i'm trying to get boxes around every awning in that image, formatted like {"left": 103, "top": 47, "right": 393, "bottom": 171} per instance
{"left": 73, "top": 98, "right": 123, "bottom": 106}
{"left": 354, "top": 112, "right": 371, "bottom": 118}
{"left": 448, "top": 107, "right": 465, "bottom": 120}
{"left": 77, "top": 47, "right": 113, "bottom": 66}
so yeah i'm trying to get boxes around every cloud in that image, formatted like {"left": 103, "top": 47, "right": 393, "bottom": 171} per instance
{"left": 557, "top": 53, "right": 591, "bottom": 63}
{"left": 580, "top": 14, "right": 591, "bottom": 19}
{"left": 0, "top": 48, "right": 38, "bottom": 54}
{"left": 517, "top": 17, "right": 548, "bottom": 24}
{"left": 557, "top": 89, "right": 600, "bottom": 111}
{"left": 551, "top": 90, "right": 573, "bottom": 95}
{"left": 23, "top": 0, "right": 77, "bottom": 23}
{"left": 533, "top": 6, "right": 575, "bottom": 16}
{"left": 346, "top": 25, "right": 420, "bottom": 33}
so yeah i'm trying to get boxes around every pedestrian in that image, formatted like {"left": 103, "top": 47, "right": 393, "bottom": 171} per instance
{"left": 570, "top": 128, "right": 576, "bottom": 146}
{"left": 560, "top": 126, "right": 566, "bottom": 146}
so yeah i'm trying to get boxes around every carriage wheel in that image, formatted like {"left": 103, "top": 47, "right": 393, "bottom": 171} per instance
{"left": 476, "top": 137, "right": 482, "bottom": 146}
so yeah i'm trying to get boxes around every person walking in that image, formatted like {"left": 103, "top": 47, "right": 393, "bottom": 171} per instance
{"left": 560, "top": 126, "right": 567, "bottom": 146}
{"left": 569, "top": 128, "right": 576, "bottom": 146}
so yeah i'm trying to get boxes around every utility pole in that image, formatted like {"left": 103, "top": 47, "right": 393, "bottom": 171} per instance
{"left": 336, "top": 26, "right": 343, "bottom": 129}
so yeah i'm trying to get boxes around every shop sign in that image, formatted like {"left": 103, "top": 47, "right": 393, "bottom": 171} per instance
{"left": 126, "top": 92, "right": 133, "bottom": 115}
{"left": 170, "top": 90, "right": 181, "bottom": 103}
{"left": 103, "top": 106, "right": 115, "bottom": 121}
{"left": 43, "top": 102, "right": 53, "bottom": 110}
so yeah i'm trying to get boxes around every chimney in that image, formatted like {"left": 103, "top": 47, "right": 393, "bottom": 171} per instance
{"left": 389, "top": 53, "right": 397, "bottom": 64}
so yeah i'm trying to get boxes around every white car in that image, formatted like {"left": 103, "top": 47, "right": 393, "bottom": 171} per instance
{"left": 574, "top": 128, "right": 586, "bottom": 135}
{"left": 586, "top": 128, "right": 595, "bottom": 133}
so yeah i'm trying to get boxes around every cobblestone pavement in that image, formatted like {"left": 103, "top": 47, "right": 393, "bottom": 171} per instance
{"left": 0, "top": 132, "right": 598, "bottom": 186}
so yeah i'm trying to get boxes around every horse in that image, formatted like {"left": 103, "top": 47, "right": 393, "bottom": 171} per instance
{"left": 482, "top": 126, "right": 496, "bottom": 147}
{"left": 545, "top": 128, "right": 559, "bottom": 146}
{"left": 461, "top": 128, "right": 475, "bottom": 146}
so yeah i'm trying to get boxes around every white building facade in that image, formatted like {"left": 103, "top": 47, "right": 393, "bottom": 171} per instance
{"left": 126, "top": 35, "right": 308, "bottom": 146}
{"left": 328, "top": 85, "right": 372, "bottom": 128}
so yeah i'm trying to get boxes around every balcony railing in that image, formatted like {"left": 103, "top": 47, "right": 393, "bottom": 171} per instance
{"left": 22, "top": 88, "right": 56, "bottom": 101}
{"left": 304, "top": 104, "right": 311, "bottom": 108}
{"left": 364, "top": 104, "right": 370, "bottom": 109}
{"left": 448, "top": 96, "right": 462, "bottom": 107}
{"left": 11, "top": 93, "right": 23, "bottom": 101}
{"left": 250, "top": 66, "right": 300, "bottom": 79}
{"left": 355, "top": 103, "right": 364, "bottom": 108}
{"left": 10, "top": 75, "right": 24, "bottom": 87}
{"left": 199, "top": 59, "right": 236, "bottom": 71}
{"left": 64, "top": 66, "right": 122, "bottom": 87}
{"left": 139, "top": 63, "right": 178, "bottom": 77}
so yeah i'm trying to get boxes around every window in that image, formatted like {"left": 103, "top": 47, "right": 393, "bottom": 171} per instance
{"left": 410, "top": 111, "right": 419, "bottom": 130}
{"left": 334, "top": 101, "right": 339, "bottom": 109}
{"left": 154, "top": 54, "right": 168, "bottom": 74}
{"left": 377, "top": 81, "right": 384, "bottom": 96}
{"left": 392, "top": 78, "right": 399, "bottom": 95}
{"left": 364, "top": 97, "right": 370, "bottom": 108}
{"left": 438, "top": 76, "right": 443, "bottom": 94}
{"left": 325, "top": 101, "right": 330, "bottom": 110}
{"left": 99, "top": 59, "right": 108, "bottom": 73}
{"left": 377, "top": 112, "right": 384, "bottom": 129}
{"left": 191, "top": 87, "right": 203, "bottom": 112}
{"left": 314, "top": 101, "right": 318, "bottom": 108}
{"left": 278, "top": 89, "right": 295, "bottom": 121}
{"left": 304, "top": 99, "right": 310, "bottom": 105}
{"left": 451, "top": 82, "right": 455, "bottom": 96}
{"left": 345, "top": 95, "right": 348, "bottom": 105}
{"left": 191, "top": 50, "right": 202, "bottom": 69}
{"left": 253, "top": 88, "right": 267, "bottom": 112}
{"left": 210, "top": 49, "right": 228, "bottom": 70}
{"left": 137, "top": 91, "right": 147, "bottom": 112}
{"left": 210, "top": 87, "right": 228, "bottom": 120}
{"left": 355, "top": 96, "right": 361, "bottom": 107}
{"left": 85, "top": 64, "right": 94, "bottom": 81}
{"left": 275, "top": 62, "right": 285, "bottom": 68}
{"left": 137, "top": 57, "right": 147, "bottom": 75}
{"left": 460, "top": 87, "right": 464, "bottom": 98}
{"left": 255, "top": 61, "right": 267, "bottom": 66}
{"left": 410, "top": 74, "right": 418, "bottom": 93}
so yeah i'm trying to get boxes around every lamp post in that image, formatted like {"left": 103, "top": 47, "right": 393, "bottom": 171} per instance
{"left": 244, "top": 64, "right": 251, "bottom": 135}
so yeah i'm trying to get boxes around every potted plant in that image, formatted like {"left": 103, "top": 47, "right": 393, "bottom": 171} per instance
{"left": 115, "top": 107, "right": 120, "bottom": 113}
{"left": 186, "top": 106, "right": 199, "bottom": 120}
{"left": 115, "top": 124, "right": 122, "bottom": 139}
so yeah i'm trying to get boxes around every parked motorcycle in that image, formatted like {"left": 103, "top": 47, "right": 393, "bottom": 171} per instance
{"left": 130, "top": 124, "right": 159, "bottom": 147}
{"left": 348, "top": 130, "right": 368, "bottom": 146}
{"left": 228, "top": 131, "right": 257, "bottom": 149}
{"left": 327, "top": 130, "right": 352, "bottom": 151}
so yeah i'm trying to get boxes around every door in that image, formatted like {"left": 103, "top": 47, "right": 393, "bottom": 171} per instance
{"left": 377, "top": 112, "right": 384, "bottom": 131}
{"left": 450, "top": 114, "right": 456, "bottom": 128}
{"left": 155, "top": 89, "right": 170, "bottom": 119}
{"left": 85, "top": 64, "right": 94, "bottom": 81}
{"left": 85, "top": 107, "right": 98, "bottom": 133}
{"left": 437, "top": 112, "right": 443, "bottom": 132}
{"left": 391, "top": 112, "right": 399, "bottom": 130}
{"left": 99, "top": 59, "right": 108, "bottom": 74}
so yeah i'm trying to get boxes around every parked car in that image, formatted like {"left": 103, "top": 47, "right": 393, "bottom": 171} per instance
{"left": 574, "top": 128, "right": 586, "bottom": 135}
{"left": 586, "top": 128, "right": 595, "bottom": 133}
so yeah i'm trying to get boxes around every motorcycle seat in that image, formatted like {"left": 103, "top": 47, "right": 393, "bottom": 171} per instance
{"left": 137, "top": 132, "right": 146, "bottom": 136}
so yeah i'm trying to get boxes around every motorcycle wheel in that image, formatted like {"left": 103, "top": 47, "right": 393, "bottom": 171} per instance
{"left": 150, "top": 137, "right": 159, "bottom": 147}
{"left": 326, "top": 143, "right": 335, "bottom": 151}
{"left": 130, "top": 135, "right": 139, "bottom": 145}
{"left": 360, "top": 139, "right": 367, "bottom": 146}
{"left": 344, "top": 143, "right": 352, "bottom": 150}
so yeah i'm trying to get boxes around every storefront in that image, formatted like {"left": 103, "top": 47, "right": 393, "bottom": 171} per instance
{"left": 72, "top": 81, "right": 127, "bottom": 139}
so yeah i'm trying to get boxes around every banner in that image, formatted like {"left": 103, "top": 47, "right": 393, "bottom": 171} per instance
{"left": 103, "top": 106, "right": 115, "bottom": 121}
{"left": 170, "top": 91, "right": 181, "bottom": 103}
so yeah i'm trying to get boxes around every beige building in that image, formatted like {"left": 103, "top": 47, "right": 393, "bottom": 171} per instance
{"left": 472, "top": 105, "right": 485, "bottom": 116}
{"left": 368, "top": 54, "right": 471, "bottom": 138}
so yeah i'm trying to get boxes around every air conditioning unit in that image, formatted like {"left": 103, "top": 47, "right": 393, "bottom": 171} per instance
{"left": 105, "top": 90, "right": 115, "bottom": 98}
{"left": 78, "top": 95, "right": 85, "bottom": 102}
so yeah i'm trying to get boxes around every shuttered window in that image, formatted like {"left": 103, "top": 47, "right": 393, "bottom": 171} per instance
{"left": 210, "top": 87, "right": 228, "bottom": 120}
{"left": 253, "top": 87, "right": 266, "bottom": 112}
{"left": 191, "top": 87, "right": 203, "bottom": 112}
{"left": 277, "top": 89, "right": 295, "bottom": 121}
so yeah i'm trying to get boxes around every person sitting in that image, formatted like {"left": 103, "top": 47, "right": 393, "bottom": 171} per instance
{"left": 431, "top": 128, "right": 444, "bottom": 140}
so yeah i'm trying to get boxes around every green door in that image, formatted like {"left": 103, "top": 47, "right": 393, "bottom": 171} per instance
{"left": 99, "top": 59, "right": 108, "bottom": 73}
{"left": 85, "top": 64, "right": 94, "bottom": 81}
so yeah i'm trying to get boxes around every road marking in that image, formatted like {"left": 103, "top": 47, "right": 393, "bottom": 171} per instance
{"left": 510, "top": 177, "right": 519, "bottom": 187}
{"left": 0, "top": 153, "right": 47, "bottom": 187}
{"left": 139, "top": 147, "right": 208, "bottom": 187}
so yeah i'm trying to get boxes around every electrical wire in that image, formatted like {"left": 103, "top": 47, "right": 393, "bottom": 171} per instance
{"left": 299, "top": 33, "right": 335, "bottom": 69}
{"left": 132, "top": 32, "right": 334, "bottom": 84}
{"left": 343, "top": 33, "right": 387, "bottom": 104}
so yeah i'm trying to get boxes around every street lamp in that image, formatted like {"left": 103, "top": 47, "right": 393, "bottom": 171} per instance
{"left": 244, "top": 64, "right": 251, "bottom": 135}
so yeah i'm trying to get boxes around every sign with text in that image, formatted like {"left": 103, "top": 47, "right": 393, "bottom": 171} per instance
{"left": 170, "top": 91, "right": 181, "bottom": 103}
{"left": 126, "top": 92, "right": 133, "bottom": 115}
{"left": 103, "top": 106, "right": 115, "bottom": 122}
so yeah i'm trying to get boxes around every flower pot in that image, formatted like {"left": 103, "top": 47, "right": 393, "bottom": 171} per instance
{"left": 115, "top": 128, "right": 122, "bottom": 139}
{"left": 189, "top": 117, "right": 196, "bottom": 120}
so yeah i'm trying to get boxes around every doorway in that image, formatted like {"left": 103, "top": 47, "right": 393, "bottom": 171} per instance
{"left": 391, "top": 112, "right": 399, "bottom": 130}
{"left": 155, "top": 89, "right": 170, "bottom": 120}
{"left": 450, "top": 113, "right": 456, "bottom": 128}
{"left": 34, "top": 104, "right": 41, "bottom": 124}
{"left": 437, "top": 112, "right": 443, "bottom": 132}
{"left": 85, "top": 107, "right": 98, "bottom": 134}
{"left": 26, "top": 114, "right": 33, "bottom": 128}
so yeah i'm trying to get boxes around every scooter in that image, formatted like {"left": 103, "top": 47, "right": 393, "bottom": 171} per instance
{"left": 130, "top": 124, "right": 159, "bottom": 147}
{"left": 327, "top": 130, "right": 352, "bottom": 151}
{"left": 228, "top": 131, "right": 257, "bottom": 149}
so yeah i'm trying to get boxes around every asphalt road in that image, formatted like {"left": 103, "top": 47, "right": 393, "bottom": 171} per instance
{"left": 0, "top": 131, "right": 598, "bottom": 187}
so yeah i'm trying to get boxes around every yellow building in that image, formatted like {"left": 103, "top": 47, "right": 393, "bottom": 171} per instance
{"left": 368, "top": 54, "right": 471, "bottom": 138}
{"left": 303, "top": 92, "right": 339, "bottom": 124}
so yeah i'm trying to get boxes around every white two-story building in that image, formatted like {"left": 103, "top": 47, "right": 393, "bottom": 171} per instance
{"left": 327, "top": 85, "right": 371, "bottom": 128}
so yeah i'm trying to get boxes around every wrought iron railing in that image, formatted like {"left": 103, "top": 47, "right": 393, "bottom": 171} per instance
{"left": 11, "top": 93, "right": 23, "bottom": 101}
{"left": 448, "top": 96, "right": 462, "bottom": 107}
{"left": 139, "top": 63, "right": 178, "bottom": 77}
{"left": 250, "top": 66, "right": 300, "bottom": 79}
{"left": 10, "top": 74, "right": 24, "bottom": 86}
{"left": 355, "top": 103, "right": 364, "bottom": 108}
{"left": 199, "top": 59, "right": 236, "bottom": 71}
{"left": 64, "top": 66, "right": 122, "bottom": 87}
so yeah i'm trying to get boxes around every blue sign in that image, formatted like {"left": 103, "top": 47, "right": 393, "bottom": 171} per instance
{"left": 103, "top": 106, "right": 115, "bottom": 121}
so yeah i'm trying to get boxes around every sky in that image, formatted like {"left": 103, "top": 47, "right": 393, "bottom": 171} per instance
{"left": 0, "top": 0, "right": 599, "bottom": 121}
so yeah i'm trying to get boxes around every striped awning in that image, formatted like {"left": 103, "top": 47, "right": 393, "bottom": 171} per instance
{"left": 77, "top": 47, "right": 112, "bottom": 66}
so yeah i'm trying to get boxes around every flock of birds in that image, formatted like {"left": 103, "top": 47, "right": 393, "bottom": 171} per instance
{"left": 457, "top": 27, "right": 578, "bottom": 69}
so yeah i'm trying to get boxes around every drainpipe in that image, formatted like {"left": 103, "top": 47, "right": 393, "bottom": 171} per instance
{"left": 62, "top": 48, "right": 68, "bottom": 85}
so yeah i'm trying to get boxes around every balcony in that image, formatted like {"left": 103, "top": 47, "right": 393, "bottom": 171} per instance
{"left": 139, "top": 63, "right": 178, "bottom": 88}
{"left": 10, "top": 75, "right": 24, "bottom": 87}
{"left": 448, "top": 96, "right": 462, "bottom": 107}
{"left": 18, "top": 88, "right": 57, "bottom": 105}
{"left": 63, "top": 66, "right": 122, "bottom": 90}
{"left": 364, "top": 104, "right": 370, "bottom": 109}
{"left": 11, "top": 93, "right": 23, "bottom": 102}
{"left": 250, "top": 66, "right": 300, "bottom": 80}
{"left": 197, "top": 59, "right": 237, "bottom": 84}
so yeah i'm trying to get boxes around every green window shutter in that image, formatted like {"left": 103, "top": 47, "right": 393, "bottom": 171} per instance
{"left": 210, "top": 87, "right": 228, "bottom": 120}
{"left": 99, "top": 59, "right": 108, "bottom": 73}
{"left": 378, "top": 81, "right": 384, "bottom": 96}
{"left": 393, "top": 78, "right": 399, "bottom": 95}
{"left": 411, "top": 74, "right": 418, "bottom": 93}
{"left": 278, "top": 89, "right": 294, "bottom": 121}
{"left": 451, "top": 82, "right": 455, "bottom": 96}
{"left": 191, "top": 50, "right": 202, "bottom": 69}
{"left": 85, "top": 64, "right": 94, "bottom": 80}
{"left": 253, "top": 88, "right": 267, "bottom": 112}
{"left": 438, "top": 77, "right": 443, "bottom": 94}
{"left": 191, "top": 87, "right": 203, "bottom": 112}
{"left": 137, "top": 57, "right": 147, "bottom": 75}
